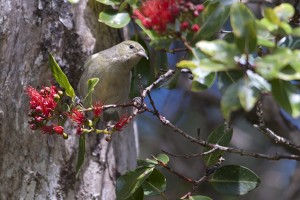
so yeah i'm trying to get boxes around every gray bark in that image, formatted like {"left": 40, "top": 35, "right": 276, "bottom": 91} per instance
{"left": 0, "top": 0, "right": 138, "bottom": 199}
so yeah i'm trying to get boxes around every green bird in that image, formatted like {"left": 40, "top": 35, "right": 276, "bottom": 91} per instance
{"left": 78, "top": 40, "right": 148, "bottom": 109}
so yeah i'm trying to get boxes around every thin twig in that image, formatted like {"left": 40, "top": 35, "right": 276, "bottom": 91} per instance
{"left": 151, "top": 155, "right": 198, "bottom": 185}
{"left": 255, "top": 100, "right": 300, "bottom": 152}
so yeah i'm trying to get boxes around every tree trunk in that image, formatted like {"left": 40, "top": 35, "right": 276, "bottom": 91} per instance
{"left": 0, "top": 0, "right": 138, "bottom": 199}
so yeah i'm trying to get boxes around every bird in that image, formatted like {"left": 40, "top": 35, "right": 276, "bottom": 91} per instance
{"left": 77, "top": 40, "right": 148, "bottom": 112}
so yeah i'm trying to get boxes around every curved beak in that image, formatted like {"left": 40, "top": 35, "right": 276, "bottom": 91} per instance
{"left": 137, "top": 50, "right": 148, "bottom": 60}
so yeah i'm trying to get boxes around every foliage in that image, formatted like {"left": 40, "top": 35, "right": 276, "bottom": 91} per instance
{"left": 26, "top": 0, "right": 300, "bottom": 199}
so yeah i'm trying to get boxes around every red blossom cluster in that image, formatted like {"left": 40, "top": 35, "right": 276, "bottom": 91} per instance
{"left": 179, "top": 1, "right": 204, "bottom": 32}
{"left": 133, "top": 0, "right": 204, "bottom": 34}
{"left": 26, "top": 85, "right": 131, "bottom": 138}
{"left": 26, "top": 86, "right": 65, "bottom": 136}
{"left": 133, "top": 0, "right": 180, "bottom": 33}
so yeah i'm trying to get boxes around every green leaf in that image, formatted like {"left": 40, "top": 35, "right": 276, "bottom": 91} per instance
{"left": 48, "top": 54, "right": 75, "bottom": 99}
{"left": 274, "top": 3, "right": 294, "bottom": 22}
{"left": 177, "top": 59, "right": 217, "bottom": 91}
{"left": 76, "top": 134, "right": 86, "bottom": 178}
{"left": 83, "top": 78, "right": 99, "bottom": 106}
{"left": 155, "top": 154, "right": 169, "bottom": 165}
{"left": 271, "top": 79, "right": 300, "bottom": 118}
{"left": 263, "top": 8, "right": 280, "bottom": 25}
{"left": 184, "top": 196, "right": 213, "bottom": 200}
{"left": 278, "top": 36, "right": 300, "bottom": 50}
{"left": 247, "top": 70, "right": 271, "bottom": 92}
{"left": 137, "top": 159, "right": 158, "bottom": 168}
{"left": 256, "top": 20, "right": 275, "bottom": 47}
{"left": 238, "top": 79, "right": 260, "bottom": 112}
{"left": 96, "top": 0, "right": 121, "bottom": 6}
{"left": 203, "top": 124, "right": 233, "bottom": 167}
{"left": 230, "top": 3, "right": 257, "bottom": 53}
{"left": 125, "top": 186, "right": 144, "bottom": 200}
{"left": 125, "top": 0, "right": 138, "bottom": 6}
{"left": 116, "top": 167, "right": 154, "bottom": 200}
{"left": 195, "top": 0, "right": 234, "bottom": 39}
{"left": 192, "top": 72, "right": 216, "bottom": 92}
{"left": 68, "top": 0, "right": 80, "bottom": 3}
{"left": 291, "top": 28, "right": 300, "bottom": 37}
{"left": 221, "top": 80, "right": 242, "bottom": 120}
{"left": 142, "top": 169, "right": 166, "bottom": 196}
{"left": 196, "top": 40, "right": 239, "bottom": 67}
{"left": 255, "top": 48, "right": 300, "bottom": 80}
{"left": 99, "top": 9, "right": 130, "bottom": 28}
{"left": 135, "top": 19, "right": 159, "bottom": 41}
{"left": 209, "top": 165, "right": 261, "bottom": 195}
{"left": 218, "top": 71, "right": 243, "bottom": 94}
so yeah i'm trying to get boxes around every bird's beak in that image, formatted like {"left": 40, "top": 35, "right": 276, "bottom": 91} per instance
{"left": 137, "top": 50, "right": 148, "bottom": 60}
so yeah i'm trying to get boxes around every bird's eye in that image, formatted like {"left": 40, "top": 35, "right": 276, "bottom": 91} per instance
{"left": 129, "top": 44, "right": 134, "bottom": 49}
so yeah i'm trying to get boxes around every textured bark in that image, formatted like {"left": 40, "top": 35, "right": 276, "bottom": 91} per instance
{"left": 0, "top": 0, "right": 138, "bottom": 199}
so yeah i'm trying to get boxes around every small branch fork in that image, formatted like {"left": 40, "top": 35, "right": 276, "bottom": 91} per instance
{"left": 95, "top": 69, "right": 300, "bottom": 161}
{"left": 104, "top": 69, "right": 300, "bottom": 161}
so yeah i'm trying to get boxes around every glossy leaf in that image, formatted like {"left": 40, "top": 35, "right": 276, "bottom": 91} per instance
{"left": 209, "top": 165, "right": 261, "bottom": 195}
{"left": 143, "top": 169, "right": 166, "bottom": 196}
{"left": 49, "top": 54, "right": 75, "bottom": 99}
{"left": 256, "top": 20, "right": 275, "bottom": 47}
{"left": 220, "top": 80, "right": 242, "bottom": 120}
{"left": 137, "top": 159, "right": 157, "bottom": 168}
{"left": 203, "top": 124, "right": 233, "bottom": 167}
{"left": 68, "top": 0, "right": 80, "bottom": 3}
{"left": 96, "top": 0, "right": 120, "bottom": 5}
{"left": 196, "top": 40, "right": 239, "bottom": 67}
{"left": 195, "top": 0, "right": 233, "bottom": 39}
{"left": 76, "top": 134, "right": 86, "bottom": 178}
{"left": 99, "top": 9, "right": 130, "bottom": 28}
{"left": 238, "top": 71, "right": 270, "bottom": 111}
{"left": 116, "top": 167, "right": 154, "bottom": 200}
{"left": 278, "top": 36, "right": 300, "bottom": 50}
{"left": 155, "top": 154, "right": 169, "bottom": 165}
{"left": 83, "top": 78, "right": 99, "bottom": 106}
{"left": 263, "top": 8, "right": 280, "bottom": 25}
{"left": 218, "top": 71, "right": 243, "bottom": 94}
{"left": 274, "top": 3, "right": 294, "bottom": 22}
{"left": 238, "top": 80, "right": 260, "bottom": 112}
{"left": 177, "top": 59, "right": 216, "bottom": 91}
{"left": 256, "top": 48, "right": 300, "bottom": 80}
{"left": 271, "top": 79, "right": 300, "bottom": 118}
{"left": 184, "top": 196, "right": 213, "bottom": 200}
{"left": 230, "top": 3, "right": 257, "bottom": 53}
{"left": 191, "top": 72, "right": 216, "bottom": 92}
{"left": 135, "top": 19, "right": 160, "bottom": 41}
{"left": 247, "top": 70, "right": 271, "bottom": 92}
{"left": 125, "top": 186, "right": 144, "bottom": 200}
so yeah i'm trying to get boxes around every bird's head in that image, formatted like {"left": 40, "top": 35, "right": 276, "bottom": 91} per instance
{"left": 116, "top": 40, "right": 148, "bottom": 68}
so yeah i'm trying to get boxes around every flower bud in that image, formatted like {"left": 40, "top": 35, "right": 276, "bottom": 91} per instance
{"left": 191, "top": 24, "right": 200, "bottom": 32}
{"left": 180, "top": 21, "right": 189, "bottom": 30}
{"left": 53, "top": 125, "right": 64, "bottom": 135}
{"left": 58, "top": 90, "right": 63, "bottom": 96}
{"left": 63, "top": 132, "right": 68, "bottom": 139}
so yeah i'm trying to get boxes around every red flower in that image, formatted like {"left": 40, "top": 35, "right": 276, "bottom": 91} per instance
{"left": 26, "top": 86, "right": 58, "bottom": 119}
{"left": 133, "top": 0, "right": 180, "bottom": 33}
{"left": 191, "top": 24, "right": 200, "bottom": 32}
{"left": 68, "top": 108, "right": 85, "bottom": 125}
{"left": 114, "top": 115, "right": 130, "bottom": 131}
{"left": 53, "top": 125, "right": 64, "bottom": 135}
{"left": 93, "top": 101, "right": 103, "bottom": 117}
